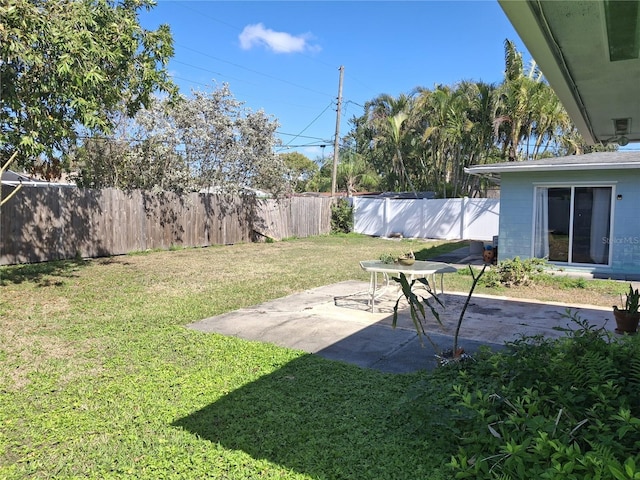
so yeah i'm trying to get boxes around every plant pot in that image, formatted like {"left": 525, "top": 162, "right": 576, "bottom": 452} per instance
{"left": 613, "top": 309, "right": 640, "bottom": 334}
{"left": 396, "top": 257, "right": 415, "bottom": 266}
{"left": 483, "top": 249, "right": 494, "bottom": 264}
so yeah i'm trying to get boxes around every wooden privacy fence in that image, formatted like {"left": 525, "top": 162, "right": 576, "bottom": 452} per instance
{"left": 0, "top": 187, "right": 334, "bottom": 265}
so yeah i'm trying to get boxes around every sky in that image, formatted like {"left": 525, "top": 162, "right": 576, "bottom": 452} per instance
{"left": 139, "top": 1, "right": 531, "bottom": 161}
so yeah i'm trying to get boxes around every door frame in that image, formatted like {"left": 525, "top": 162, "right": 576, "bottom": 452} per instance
{"left": 531, "top": 181, "right": 616, "bottom": 266}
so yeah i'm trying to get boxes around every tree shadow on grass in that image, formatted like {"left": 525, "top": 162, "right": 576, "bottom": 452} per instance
{"left": 414, "top": 240, "right": 469, "bottom": 261}
{"left": 0, "top": 258, "right": 89, "bottom": 286}
{"left": 173, "top": 355, "right": 442, "bottom": 479}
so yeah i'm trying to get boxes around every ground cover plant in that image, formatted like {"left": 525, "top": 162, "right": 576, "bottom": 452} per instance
{"left": 402, "top": 313, "right": 640, "bottom": 479}
{"left": 0, "top": 234, "right": 632, "bottom": 478}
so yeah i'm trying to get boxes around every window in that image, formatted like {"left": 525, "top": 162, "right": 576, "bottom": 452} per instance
{"left": 533, "top": 185, "right": 613, "bottom": 265}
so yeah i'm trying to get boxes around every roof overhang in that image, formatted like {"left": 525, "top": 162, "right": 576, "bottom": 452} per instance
{"left": 499, "top": 0, "right": 640, "bottom": 146}
{"left": 0, "top": 170, "right": 73, "bottom": 187}
{"left": 465, "top": 151, "right": 640, "bottom": 179}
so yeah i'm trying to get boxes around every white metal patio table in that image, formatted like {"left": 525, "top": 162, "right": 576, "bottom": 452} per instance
{"left": 359, "top": 260, "right": 459, "bottom": 313}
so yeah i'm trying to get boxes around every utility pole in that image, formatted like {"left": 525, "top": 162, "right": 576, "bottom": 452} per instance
{"left": 331, "top": 65, "right": 344, "bottom": 197}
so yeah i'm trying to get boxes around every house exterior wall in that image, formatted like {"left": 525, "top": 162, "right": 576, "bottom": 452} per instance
{"left": 497, "top": 174, "right": 534, "bottom": 261}
{"left": 499, "top": 169, "right": 640, "bottom": 280}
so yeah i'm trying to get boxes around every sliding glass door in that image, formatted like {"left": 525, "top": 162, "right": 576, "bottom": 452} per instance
{"left": 533, "top": 186, "right": 612, "bottom": 265}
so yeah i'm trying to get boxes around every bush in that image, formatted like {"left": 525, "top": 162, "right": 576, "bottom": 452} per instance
{"left": 330, "top": 198, "right": 353, "bottom": 234}
{"left": 483, "top": 256, "right": 546, "bottom": 287}
{"left": 440, "top": 312, "right": 640, "bottom": 479}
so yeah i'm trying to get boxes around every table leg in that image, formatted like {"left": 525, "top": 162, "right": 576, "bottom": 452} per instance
{"left": 367, "top": 271, "right": 393, "bottom": 313}
{"left": 370, "top": 271, "right": 376, "bottom": 312}
{"left": 425, "top": 273, "right": 444, "bottom": 294}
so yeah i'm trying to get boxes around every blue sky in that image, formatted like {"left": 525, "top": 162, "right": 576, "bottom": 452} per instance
{"left": 140, "top": 1, "right": 531, "bottom": 160}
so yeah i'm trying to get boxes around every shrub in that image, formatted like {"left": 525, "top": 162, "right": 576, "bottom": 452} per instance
{"left": 483, "top": 256, "right": 546, "bottom": 287}
{"left": 443, "top": 312, "right": 640, "bottom": 479}
{"left": 330, "top": 198, "right": 353, "bottom": 234}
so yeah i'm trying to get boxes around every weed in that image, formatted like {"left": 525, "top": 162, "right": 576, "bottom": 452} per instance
{"left": 573, "top": 277, "right": 588, "bottom": 289}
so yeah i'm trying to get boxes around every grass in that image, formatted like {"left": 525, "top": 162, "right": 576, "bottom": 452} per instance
{"left": 0, "top": 234, "right": 629, "bottom": 479}
{"left": 448, "top": 263, "right": 628, "bottom": 306}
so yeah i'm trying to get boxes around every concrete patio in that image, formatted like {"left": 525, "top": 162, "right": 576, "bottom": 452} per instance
{"left": 188, "top": 279, "right": 615, "bottom": 373}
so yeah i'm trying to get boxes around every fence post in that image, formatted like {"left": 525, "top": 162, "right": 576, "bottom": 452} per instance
{"left": 422, "top": 198, "right": 428, "bottom": 239}
{"left": 460, "top": 196, "right": 467, "bottom": 240}
{"left": 383, "top": 197, "right": 390, "bottom": 237}
{"left": 352, "top": 196, "right": 359, "bottom": 233}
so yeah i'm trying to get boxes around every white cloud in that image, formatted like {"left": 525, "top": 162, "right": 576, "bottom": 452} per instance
{"left": 238, "top": 23, "right": 319, "bottom": 54}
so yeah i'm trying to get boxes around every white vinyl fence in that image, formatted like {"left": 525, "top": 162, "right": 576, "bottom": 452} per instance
{"left": 353, "top": 197, "right": 499, "bottom": 241}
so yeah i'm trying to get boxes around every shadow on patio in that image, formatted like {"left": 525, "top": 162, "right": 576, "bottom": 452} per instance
{"left": 188, "top": 280, "right": 614, "bottom": 374}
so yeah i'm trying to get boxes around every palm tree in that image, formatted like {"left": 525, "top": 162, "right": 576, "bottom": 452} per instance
{"left": 494, "top": 40, "right": 578, "bottom": 162}
{"left": 449, "top": 81, "right": 499, "bottom": 197}
{"left": 527, "top": 83, "right": 573, "bottom": 158}
{"left": 336, "top": 150, "right": 380, "bottom": 196}
{"left": 365, "top": 93, "right": 417, "bottom": 192}
{"left": 365, "top": 92, "right": 412, "bottom": 121}
{"left": 348, "top": 39, "right": 581, "bottom": 196}
{"left": 493, "top": 39, "right": 542, "bottom": 161}
{"left": 386, "top": 111, "right": 418, "bottom": 194}
{"left": 307, "top": 150, "right": 380, "bottom": 195}
{"left": 415, "top": 85, "right": 454, "bottom": 197}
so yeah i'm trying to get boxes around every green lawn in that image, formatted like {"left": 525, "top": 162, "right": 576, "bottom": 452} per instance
{"left": 0, "top": 234, "right": 630, "bottom": 479}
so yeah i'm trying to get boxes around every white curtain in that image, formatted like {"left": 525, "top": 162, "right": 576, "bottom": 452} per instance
{"left": 533, "top": 187, "right": 549, "bottom": 259}
{"left": 589, "top": 187, "right": 611, "bottom": 264}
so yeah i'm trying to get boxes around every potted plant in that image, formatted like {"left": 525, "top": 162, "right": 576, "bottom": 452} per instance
{"left": 396, "top": 250, "right": 415, "bottom": 266}
{"left": 613, "top": 284, "right": 640, "bottom": 334}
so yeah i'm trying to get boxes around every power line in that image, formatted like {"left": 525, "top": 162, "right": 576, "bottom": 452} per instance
{"left": 281, "top": 101, "right": 336, "bottom": 148}
{"left": 277, "top": 143, "right": 328, "bottom": 149}
{"left": 277, "top": 132, "right": 330, "bottom": 141}
{"left": 172, "top": 75, "right": 213, "bottom": 89}
{"left": 162, "top": 4, "right": 353, "bottom": 151}
{"left": 178, "top": 3, "right": 240, "bottom": 32}
{"left": 345, "top": 100, "right": 365, "bottom": 109}
{"left": 171, "top": 60, "right": 258, "bottom": 87}
{"left": 173, "top": 70, "right": 336, "bottom": 114}
{"left": 175, "top": 43, "right": 333, "bottom": 98}
{"left": 171, "top": 3, "right": 337, "bottom": 99}
{"left": 170, "top": 74, "right": 339, "bottom": 151}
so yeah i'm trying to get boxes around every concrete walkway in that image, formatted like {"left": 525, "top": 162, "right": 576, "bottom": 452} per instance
{"left": 188, "top": 280, "right": 615, "bottom": 373}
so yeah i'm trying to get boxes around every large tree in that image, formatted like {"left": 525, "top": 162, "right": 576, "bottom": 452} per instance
{"left": 493, "top": 39, "right": 547, "bottom": 161}
{"left": 280, "top": 151, "right": 319, "bottom": 193}
{"left": 306, "top": 149, "right": 380, "bottom": 195}
{"left": 75, "top": 85, "right": 287, "bottom": 196}
{"left": 364, "top": 93, "right": 417, "bottom": 192}
{"left": 347, "top": 40, "right": 584, "bottom": 197}
{"left": 169, "top": 86, "right": 286, "bottom": 195}
{"left": 0, "top": 0, "right": 176, "bottom": 177}
{"left": 334, "top": 150, "right": 380, "bottom": 196}
{"left": 71, "top": 104, "right": 190, "bottom": 192}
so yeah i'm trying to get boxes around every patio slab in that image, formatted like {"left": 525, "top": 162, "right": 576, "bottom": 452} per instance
{"left": 187, "top": 280, "right": 615, "bottom": 373}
